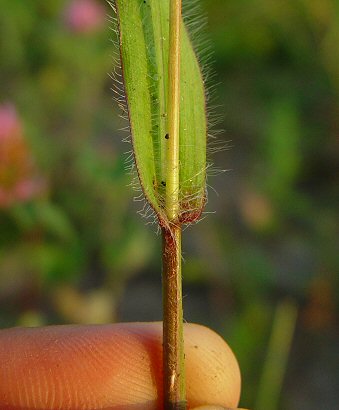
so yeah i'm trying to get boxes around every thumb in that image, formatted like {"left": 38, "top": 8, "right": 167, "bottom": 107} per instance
{"left": 0, "top": 322, "right": 241, "bottom": 409}
{"left": 192, "top": 407, "right": 248, "bottom": 410}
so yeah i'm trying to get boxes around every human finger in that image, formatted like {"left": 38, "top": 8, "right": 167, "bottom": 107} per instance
{"left": 192, "top": 407, "right": 248, "bottom": 410}
{"left": 0, "top": 322, "right": 241, "bottom": 409}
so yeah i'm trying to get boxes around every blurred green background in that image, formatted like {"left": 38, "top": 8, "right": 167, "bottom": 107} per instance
{"left": 0, "top": 0, "right": 338, "bottom": 409}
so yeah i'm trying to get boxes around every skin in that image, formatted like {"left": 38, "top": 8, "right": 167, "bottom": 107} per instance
{"left": 0, "top": 322, "right": 245, "bottom": 410}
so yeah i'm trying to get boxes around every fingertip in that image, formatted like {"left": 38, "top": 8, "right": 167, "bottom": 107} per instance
{"left": 0, "top": 323, "right": 241, "bottom": 409}
{"left": 191, "top": 406, "right": 230, "bottom": 410}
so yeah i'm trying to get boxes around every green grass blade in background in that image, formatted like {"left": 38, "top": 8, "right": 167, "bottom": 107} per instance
{"left": 256, "top": 300, "right": 298, "bottom": 410}
{"left": 113, "top": 0, "right": 207, "bottom": 225}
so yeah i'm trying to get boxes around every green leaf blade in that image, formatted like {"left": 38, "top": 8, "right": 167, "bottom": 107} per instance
{"left": 114, "top": 0, "right": 207, "bottom": 224}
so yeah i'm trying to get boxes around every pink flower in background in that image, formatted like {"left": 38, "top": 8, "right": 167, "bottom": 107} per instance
{"left": 64, "top": 0, "right": 106, "bottom": 34}
{"left": 0, "top": 104, "right": 21, "bottom": 142}
{"left": 0, "top": 104, "right": 44, "bottom": 208}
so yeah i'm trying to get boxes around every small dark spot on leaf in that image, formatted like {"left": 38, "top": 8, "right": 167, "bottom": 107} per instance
{"left": 165, "top": 133, "right": 169, "bottom": 139}
{"left": 161, "top": 181, "right": 166, "bottom": 187}
{"left": 194, "top": 345, "right": 198, "bottom": 349}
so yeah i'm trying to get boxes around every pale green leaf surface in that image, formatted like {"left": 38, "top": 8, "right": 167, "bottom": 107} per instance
{"left": 115, "top": 0, "right": 207, "bottom": 223}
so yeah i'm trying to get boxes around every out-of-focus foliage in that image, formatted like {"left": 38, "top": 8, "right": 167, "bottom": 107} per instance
{"left": 0, "top": 1, "right": 338, "bottom": 410}
{"left": 0, "top": 0, "right": 155, "bottom": 326}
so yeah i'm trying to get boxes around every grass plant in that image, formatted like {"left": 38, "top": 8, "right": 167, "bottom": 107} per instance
{"left": 110, "top": 0, "right": 209, "bottom": 407}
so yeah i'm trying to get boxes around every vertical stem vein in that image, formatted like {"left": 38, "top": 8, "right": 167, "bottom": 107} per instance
{"left": 166, "top": 0, "right": 182, "bottom": 222}
{"left": 163, "top": 0, "right": 185, "bottom": 409}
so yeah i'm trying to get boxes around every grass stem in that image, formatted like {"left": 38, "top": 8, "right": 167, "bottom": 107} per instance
{"left": 162, "top": 225, "right": 186, "bottom": 409}
{"left": 163, "top": 0, "right": 186, "bottom": 408}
